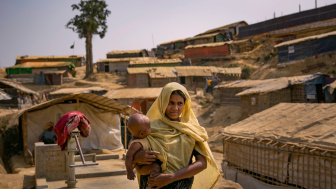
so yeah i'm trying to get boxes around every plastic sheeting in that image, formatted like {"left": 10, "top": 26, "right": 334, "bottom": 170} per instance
{"left": 304, "top": 76, "right": 324, "bottom": 95}
{"left": 27, "top": 103, "right": 123, "bottom": 153}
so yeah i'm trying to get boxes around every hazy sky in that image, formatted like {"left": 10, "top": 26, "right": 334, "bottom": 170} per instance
{"left": 0, "top": 0, "right": 335, "bottom": 67}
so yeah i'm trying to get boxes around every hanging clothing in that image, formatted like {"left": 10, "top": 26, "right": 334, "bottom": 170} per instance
{"left": 53, "top": 111, "right": 91, "bottom": 151}
{"left": 141, "top": 82, "right": 219, "bottom": 189}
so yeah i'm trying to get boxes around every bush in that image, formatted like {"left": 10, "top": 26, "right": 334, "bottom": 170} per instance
{"left": 229, "top": 63, "right": 239, "bottom": 67}
{"left": 241, "top": 66, "right": 253, "bottom": 79}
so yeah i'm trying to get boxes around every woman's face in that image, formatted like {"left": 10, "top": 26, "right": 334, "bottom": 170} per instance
{"left": 165, "top": 94, "right": 185, "bottom": 121}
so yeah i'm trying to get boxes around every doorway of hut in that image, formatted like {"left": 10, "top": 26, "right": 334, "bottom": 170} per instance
{"left": 316, "top": 84, "right": 325, "bottom": 103}
{"left": 104, "top": 65, "right": 109, "bottom": 72}
{"left": 180, "top": 77, "right": 185, "bottom": 84}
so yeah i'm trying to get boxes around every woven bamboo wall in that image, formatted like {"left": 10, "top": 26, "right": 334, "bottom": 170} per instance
{"left": 224, "top": 138, "right": 336, "bottom": 188}
{"left": 220, "top": 88, "right": 243, "bottom": 106}
{"left": 241, "top": 88, "right": 291, "bottom": 116}
{"left": 291, "top": 84, "right": 306, "bottom": 103}
{"left": 150, "top": 78, "right": 177, "bottom": 87}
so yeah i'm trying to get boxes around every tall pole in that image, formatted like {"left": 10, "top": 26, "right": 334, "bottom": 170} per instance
{"left": 124, "top": 111, "right": 127, "bottom": 153}
{"left": 315, "top": 0, "right": 317, "bottom": 8}
{"left": 299, "top": 4, "right": 301, "bottom": 12}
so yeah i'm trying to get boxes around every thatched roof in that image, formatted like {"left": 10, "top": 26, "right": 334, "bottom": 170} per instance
{"left": 8, "top": 62, "right": 72, "bottom": 68}
{"left": 97, "top": 57, "right": 156, "bottom": 63}
{"left": 42, "top": 70, "right": 66, "bottom": 74}
{"left": 127, "top": 67, "right": 177, "bottom": 78}
{"left": 196, "top": 21, "right": 248, "bottom": 36}
{"left": 16, "top": 55, "right": 84, "bottom": 60}
{"left": 160, "top": 38, "right": 188, "bottom": 45}
{"left": 0, "top": 90, "right": 11, "bottom": 100}
{"left": 174, "top": 66, "right": 213, "bottom": 77}
{"left": 50, "top": 87, "right": 107, "bottom": 95}
{"left": 222, "top": 103, "right": 336, "bottom": 151}
{"left": 0, "top": 79, "right": 38, "bottom": 95}
{"left": 236, "top": 74, "right": 322, "bottom": 96}
{"left": 185, "top": 39, "right": 249, "bottom": 49}
{"left": 275, "top": 31, "right": 336, "bottom": 48}
{"left": 107, "top": 49, "right": 146, "bottom": 55}
{"left": 129, "top": 58, "right": 181, "bottom": 65}
{"left": 108, "top": 88, "right": 162, "bottom": 99}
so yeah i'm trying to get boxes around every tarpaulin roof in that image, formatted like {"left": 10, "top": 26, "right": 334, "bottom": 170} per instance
{"left": 16, "top": 55, "right": 84, "bottom": 60}
{"left": 8, "top": 62, "right": 72, "bottom": 68}
{"left": 97, "top": 57, "right": 156, "bottom": 63}
{"left": 186, "top": 32, "right": 221, "bottom": 41}
{"left": 185, "top": 39, "right": 249, "bottom": 49}
{"left": 222, "top": 103, "right": 336, "bottom": 151}
{"left": 42, "top": 70, "right": 66, "bottom": 74}
{"left": 108, "top": 88, "right": 162, "bottom": 99}
{"left": 0, "top": 90, "right": 11, "bottom": 100}
{"left": 6, "top": 93, "right": 139, "bottom": 129}
{"left": 129, "top": 58, "right": 181, "bottom": 65}
{"left": 107, "top": 49, "right": 146, "bottom": 55}
{"left": 0, "top": 79, "right": 38, "bottom": 95}
{"left": 236, "top": 74, "right": 321, "bottom": 96}
{"left": 196, "top": 21, "right": 248, "bottom": 36}
{"left": 50, "top": 87, "right": 107, "bottom": 95}
{"left": 275, "top": 30, "right": 336, "bottom": 48}
{"left": 174, "top": 66, "right": 213, "bottom": 77}
{"left": 160, "top": 38, "right": 188, "bottom": 45}
{"left": 127, "top": 67, "right": 177, "bottom": 78}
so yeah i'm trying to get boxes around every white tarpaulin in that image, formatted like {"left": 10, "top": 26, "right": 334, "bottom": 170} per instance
{"left": 27, "top": 103, "right": 123, "bottom": 153}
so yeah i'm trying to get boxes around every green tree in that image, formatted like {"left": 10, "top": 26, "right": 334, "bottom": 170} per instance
{"left": 66, "top": 0, "right": 111, "bottom": 77}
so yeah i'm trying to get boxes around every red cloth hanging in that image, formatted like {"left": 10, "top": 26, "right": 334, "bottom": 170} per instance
{"left": 53, "top": 111, "right": 91, "bottom": 151}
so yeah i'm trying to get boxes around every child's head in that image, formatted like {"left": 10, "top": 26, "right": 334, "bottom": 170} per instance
{"left": 127, "top": 113, "right": 151, "bottom": 139}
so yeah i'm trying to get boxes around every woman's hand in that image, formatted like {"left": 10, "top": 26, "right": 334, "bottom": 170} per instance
{"left": 148, "top": 173, "right": 175, "bottom": 189}
{"left": 133, "top": 150, "right": 160, "bottom": 165}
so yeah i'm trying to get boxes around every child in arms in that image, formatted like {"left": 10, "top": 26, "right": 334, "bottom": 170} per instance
{"left": 125, "top": 113, "right": 159, "bottom": 181}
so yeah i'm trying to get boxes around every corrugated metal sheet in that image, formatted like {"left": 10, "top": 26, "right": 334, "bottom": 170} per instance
{"left": 129, "top": 58, "right": 181, "bottom": 65}
{"left": 97, "top": 57, "right": 156, "bottom": 63}
{"left": 127, "top": 67, "right": 177, "bottom": 78}
{"left": 9, "top": 62, "right": 72, "bottom": 68}
{"left": 108, "top": 88, "right": 162, "bottom": 99}
{"left": 275, "top": 31, "right": 336, "bottom": 48}
{"left": 185, "top": 45, "right": 229, "bottom": 59}
{"left": 107, "top": 49, "right": 146, "bottom": 55}
{"left": 196, "top": 21, "right": 248, "bottom": 36}
{"left": 0, "top": 79, "right": 38, "bottom": 95}
{"left": 16, "top": 55, "right": 84, "bottom": 60}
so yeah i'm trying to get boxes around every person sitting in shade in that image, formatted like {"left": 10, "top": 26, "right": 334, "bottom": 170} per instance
{"left": 39, "top": 122, "right": 57, "bottom": 144}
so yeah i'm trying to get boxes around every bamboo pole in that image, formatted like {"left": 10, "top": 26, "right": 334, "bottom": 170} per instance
{"left": 124, "top": 111, "right": 127, "bottom": 153}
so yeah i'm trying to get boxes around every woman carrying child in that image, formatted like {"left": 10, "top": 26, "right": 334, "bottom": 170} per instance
{"left": 131, "top": 82, "right": 219, "bottom": 189}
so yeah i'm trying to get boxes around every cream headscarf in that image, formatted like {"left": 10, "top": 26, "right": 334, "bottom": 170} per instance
{"left": 145, "top": 82, "right": 220, "bottom": 189}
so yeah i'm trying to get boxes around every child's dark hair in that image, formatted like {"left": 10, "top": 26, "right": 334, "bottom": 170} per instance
{"left": 171, "top": 90, "right": 186, "bottom": 102}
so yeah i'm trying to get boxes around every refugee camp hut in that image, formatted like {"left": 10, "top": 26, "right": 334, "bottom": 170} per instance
{"left": 0, "top": 79, "right": 38, "bottom": 109}
{"left": 106, "top": 49, "right": 148, "bottom": 58}
{"left": 214, "top": 79, "right": 272, "bottom": 106}
{"left": 184, "top": 42, "right": 231, "bottom": 59}
{"left": 15, "top": 55, "right": 85, "bottom": 67}
{"left": 222, "top": 103, "right": 336, "bottom": 188}
{"left": 127, "top": 67, "right": 177, "bottom": 87}
{"left": 6, "top": 62, "right": 74, "bottom": 79}
{"left": 108, "top": 88, "right": 162, "bottom": 114}
{"left": 129, "top": 58, "right": 182, "bottom": 68}
{"left": 13, "top": 93, "right": 137, "bottom": 160}
{"left": 175, "top": 66, "right": 213, "bottom": 88}
{"left": 185, "top": 33, "right": 225, "bottom": 45}
{"left": 195, "top": 21, "right": 248, "bottom": 38}
{"left": 35, "top": 70, "right": 66, "bottom": 85}
{"left": 324, "top": 80, "right": 336, "bottom": 103}
{"left": 96, "top": 57, "right": 156, "bottom": 73}
{"left": 212, "top": 67, "right": 242, "bottom": 81}
{"left": 237, "top": 75, "right": 309, "bottom": 116}
{"left": 159, "top": 38, "right": 187, "bottom": 50}
{"left": 275, "top": 31, "right": 336, "bottom": 67}
{"left": 49, "top": 87, "right": 108, "bottom": 99}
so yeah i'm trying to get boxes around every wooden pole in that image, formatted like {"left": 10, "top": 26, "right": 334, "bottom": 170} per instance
{"left": 124, "top": 111, "right": 127, "bottom": 153}
{"left": 22, "top": 111, "right": 28, "bottom": 160}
